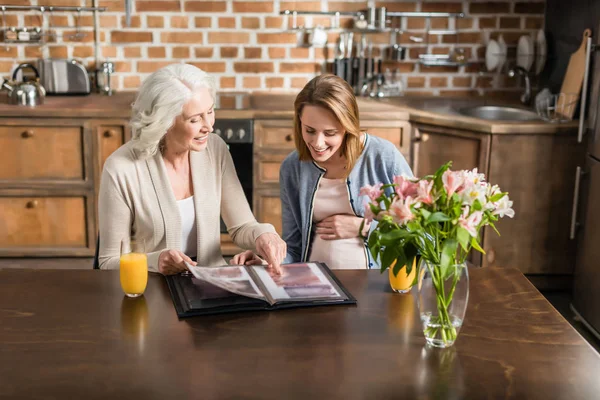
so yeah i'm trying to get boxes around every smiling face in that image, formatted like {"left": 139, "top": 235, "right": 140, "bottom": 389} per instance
{"left": 299, "top": 105, "right": 346, "bottom": 165}
{"left": 164, "top": 86, "right": 215, "bottom": 153}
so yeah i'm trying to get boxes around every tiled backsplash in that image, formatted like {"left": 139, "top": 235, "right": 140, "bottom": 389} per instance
{"left": 1, "top": 0, "right": 545, "bottom": 97}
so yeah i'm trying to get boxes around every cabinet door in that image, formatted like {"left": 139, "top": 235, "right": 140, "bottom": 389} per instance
{"left": 572, "top": 156, "right": 600, "bottom": 330}
{"left": 412, "top": 124, "right": 490, "bottom": 177}
{"left": 362, "top": 120, "right": 411, "bottom": 163}
{"left": 482, "top": 133, "right": 584, "bottom": 274}
{"left": 96, "top": 125, "right": 126, "bottom": 173}
{"left": 253, "top": 189, "right": 282, "bottom": 234}
{"left": 254, "top": 120, "right": 295, "bottom": 152}
{"left": 0, "top": 125, "right": 85, "bottom": 181}
{"left": 0, "top": 195, "right": 93, "bottom": 256}
{"left": 254, "top": 153, "right": 287, "bottom": 187}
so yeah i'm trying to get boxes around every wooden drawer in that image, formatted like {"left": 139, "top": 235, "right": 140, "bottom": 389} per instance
{"left": 0, "top": 196, "right": 88, "bottom": 250}
{"left": 0, "top": 126, "right": 84, "bottom": 180}
{"left": 96, "top": 125, "right": 125, "bottom": 173}
{"left": 254, "top": 153, "right": 287, "bottom": 186}
{"left": 254, "top": 120, "right": 295, "bottom": 151}
{"left": 362, "top": 120, "right": 412, "bottom": 161}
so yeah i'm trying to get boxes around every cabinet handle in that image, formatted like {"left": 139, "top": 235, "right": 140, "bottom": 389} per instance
{"left": 412, "top": 133, "right": 429, "bottom": 143}
{"left": 26, "top": 200, "right": 38, "bottom": 209}
{"left": 103, "top": 130, "right": 116, "bottom": 138}
{"left": 486, "top": 248, "right": 496, "bottom": 265}
{"left": 285, "top": 134, "right": 293, "bottom": 142}
{"left": 21, "top": 130, "right": 34, "bottom": 138}
{"left": 570, "top": 166, "right": 586, "bottom": 240}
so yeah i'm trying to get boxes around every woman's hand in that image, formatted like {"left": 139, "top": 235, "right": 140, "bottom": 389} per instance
{"left": 255, "top": 233, "right": 286, "bottom": 275}
{"left": 315, "top": 214, "right": 369, "bottom": 240}
{"left": 158, "top": 249, "right": 197, "bottom": 275}
{"left": 230, "top": 250, "right": 264, "bottom": 266}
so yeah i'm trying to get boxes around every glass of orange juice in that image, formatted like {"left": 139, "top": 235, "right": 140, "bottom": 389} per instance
{"left": 389, "top": 258, "right": 417, "bottom": 294}
{"left": 120, "top": 238, "right": 148, "bottom": 298}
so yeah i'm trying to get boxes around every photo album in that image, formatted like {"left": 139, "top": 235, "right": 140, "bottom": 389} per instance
{"left": 164, "top": 262, "right": 356, "bottom": 318}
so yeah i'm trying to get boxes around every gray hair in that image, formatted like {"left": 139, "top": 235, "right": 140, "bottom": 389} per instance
{"left": 130, "top": 63, "right": 217, "bottom": 157}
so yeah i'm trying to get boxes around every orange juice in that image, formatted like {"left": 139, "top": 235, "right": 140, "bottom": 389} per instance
{"left": 389, "top": 258, "right": 417, "bottom": 293}
{"left": 120, "top": 253, "right": 148, "bottom": 297}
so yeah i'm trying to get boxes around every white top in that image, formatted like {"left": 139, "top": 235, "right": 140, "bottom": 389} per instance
{"left": 177, "top": 196, "right": 197, "bottom": 257}
{"left": 309, "top": 178, "right": 368, "bottom": 269}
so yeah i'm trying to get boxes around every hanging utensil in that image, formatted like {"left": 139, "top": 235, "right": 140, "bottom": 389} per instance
{"left": 125, "top": 0, "right": 132, "bottom": 27}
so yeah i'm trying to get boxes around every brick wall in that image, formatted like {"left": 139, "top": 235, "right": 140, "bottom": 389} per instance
{"left": 1, "top": 0, "right": 545, "bottom": 97}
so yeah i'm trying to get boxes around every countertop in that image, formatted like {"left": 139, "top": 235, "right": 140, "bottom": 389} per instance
{"left": 1, "top": 267, "right": 599, "bottom": 399}
{"left": 0, "top": 92, "right": 409, "bottom": 121}
{"left": 0, "top": 93, "right": 579, "bottom": 134}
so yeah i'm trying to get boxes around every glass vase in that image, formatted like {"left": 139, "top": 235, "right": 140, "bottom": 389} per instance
{"left": 417, "top": 259, "right": 469, "bottom": 348}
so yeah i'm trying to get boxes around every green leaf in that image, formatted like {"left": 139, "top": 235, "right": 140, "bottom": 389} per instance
{"left": 489, "top": 221, "right": 500, "bottom": 236}
{"left": 420, "top": 209, "right": 432, "bottom": 220}
{"left": 457, "top": 227, "right": 470, "bottom": 251}
{"left": 381, "top": 245, "right": 400, "bottom": 272}
{"left": 427, "top": 212, "right": 451, "bottom": 224}
{"left": 367, "top": 231, "right": 380, "bottom": 261}
{"left": 490, "top": 192, "right": 507, "bottom": 202}
{"left": 440, "top": 238, "right": 458, "bottom": 271}
{"left": 471, "top": 237, "right": 486, "bottom": 254}
{"left": 472, "top": 199, "right": 482, "bottom": 211}
{"left": 380, "top": 229, "right": 411, "bottom": 245}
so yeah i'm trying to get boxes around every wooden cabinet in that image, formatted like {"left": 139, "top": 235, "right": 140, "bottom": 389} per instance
{"left": 411, "top": 122, "right": 584, "bottom": 285}
{"left": 0, "top": 118, "right": 128, "bottom": 257}
{"left": 482, "top": 132, "right": 584, "bottom": 278}
{"left": 252, "top": 119, "right": 412, "bottom": 235}
{"left": 411, "top": 123, "right": 490, "bottom": 177}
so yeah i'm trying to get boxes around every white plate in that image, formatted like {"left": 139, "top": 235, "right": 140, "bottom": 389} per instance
{"left": 485, "top": 39, "right": 501, "bottom": 72}
{"left": 517, "top": 35, "right": 534, "bottom": 71}
{"left": 535, "top": 29, "right": 547, "bottom": 75}
{"left": 497, "top": 34, "right": 507, "bottom": 72}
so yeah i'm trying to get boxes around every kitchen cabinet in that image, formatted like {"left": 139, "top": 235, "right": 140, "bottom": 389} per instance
{"left": 411, "top": 121, "right": 584, "bottom": 286}
{"left": 253, "top": 119, "right": 412, "bottom": 235}
{"left": 0, "top": 117, "right": 128, "bottom": 257}
{"left": 411, "top": 123, "right": 490, "bottom": 177}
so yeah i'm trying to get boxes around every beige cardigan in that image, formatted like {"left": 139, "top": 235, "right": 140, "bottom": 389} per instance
{"left": 98, "top": 135, "right": 276, "bottom": 272}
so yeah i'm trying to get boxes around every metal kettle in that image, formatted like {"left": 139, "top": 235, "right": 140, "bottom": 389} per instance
{"left": 2, "top": 63, "right": 46, "bottom": 106}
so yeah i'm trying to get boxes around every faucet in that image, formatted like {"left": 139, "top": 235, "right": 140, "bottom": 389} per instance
{"left": 508, "top": 66, "right": 531, "bottom": 105}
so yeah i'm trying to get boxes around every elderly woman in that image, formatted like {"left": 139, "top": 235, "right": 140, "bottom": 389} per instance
{"left": 98, "top": 64, "right": 286, "bottom": 275}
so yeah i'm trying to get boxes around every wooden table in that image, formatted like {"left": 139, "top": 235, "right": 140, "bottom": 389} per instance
{"left": 1, "top": 267, "right": 598, "bottom": 399}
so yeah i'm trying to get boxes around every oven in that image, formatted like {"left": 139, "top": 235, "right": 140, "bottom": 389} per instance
{"left": 213, "top": 119, "right": 254, "bottom": 233}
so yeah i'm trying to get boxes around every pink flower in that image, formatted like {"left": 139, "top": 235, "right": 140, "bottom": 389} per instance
{"left": 417, "top": 179, "right": 434, "bottom": 205}
{"left": 442, "top": 170, "right": 465, "bottom": 198}
{"left": 389, "top": 196, "right": 416, "bottom": 225}
{"left": 393, "top": 175, "right": 419, "bottom": 200}
{"left": 458, "top": 207, "right": 483, "bottom": 237}
{"left": 359, "top": 183, "right": 384, "bottom": 202}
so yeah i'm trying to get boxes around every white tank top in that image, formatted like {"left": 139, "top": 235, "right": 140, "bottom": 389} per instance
{"left": 309, "top": 178, "right": 368, "bottom": 269}
{"left": 177, "top": 196, "right": 197, "bottom": 258}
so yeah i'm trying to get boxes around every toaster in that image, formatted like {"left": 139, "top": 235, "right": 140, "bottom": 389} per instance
{"left": 38, "top": 59, "right": 91, "bottom": 95}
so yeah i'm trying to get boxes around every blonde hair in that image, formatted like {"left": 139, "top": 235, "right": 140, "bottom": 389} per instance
{"left": 130, "top": 63, "right": 217, "bottom": 158}
{"left": 293, "top": 74, "right": 363, "bottom": 174}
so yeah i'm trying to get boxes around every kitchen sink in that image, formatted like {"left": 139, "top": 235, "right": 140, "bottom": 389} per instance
{"left": 458, "top": 105, "right": 540, "bottom": 121}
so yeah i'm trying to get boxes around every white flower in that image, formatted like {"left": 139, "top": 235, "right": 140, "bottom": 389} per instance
{"left": 492, "top": 195, "right": 515, "bottom": 218}
{"left": 459, "top": 181, "right": 487, "bottom": 206}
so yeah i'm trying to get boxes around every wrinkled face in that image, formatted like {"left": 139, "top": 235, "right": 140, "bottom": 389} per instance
{"left": 300, "top": 105, "right": 345, "bottom": 164}
{"left": 166, "top": 86, "right": 215, "bottom": 153}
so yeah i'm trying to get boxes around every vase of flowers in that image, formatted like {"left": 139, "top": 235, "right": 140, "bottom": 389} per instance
{"left": 361, "top": 162, "right": 514, "bottom": 348}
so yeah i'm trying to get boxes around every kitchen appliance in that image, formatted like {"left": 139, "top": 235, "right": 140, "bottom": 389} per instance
{"left": 95, "top": 61, "right": 114, "bottom": 96}
{"left": 1, "top": 63, "right": 46, "bottom": 106}
{"left": 37, "top": 59, "right": 91, "bottom": 95}
{"left": 212, "top": 118, "right": 254, "bottom": 234}
{"left": 570, "top": 25, "right": 600, "bottom": 341}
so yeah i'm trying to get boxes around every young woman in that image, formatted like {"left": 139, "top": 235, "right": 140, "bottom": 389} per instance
{"left": 98, "top": 64, "right": 286, "bottom": 274}
{"left": 278, "top": 74, "right": 412, "bottom": 269}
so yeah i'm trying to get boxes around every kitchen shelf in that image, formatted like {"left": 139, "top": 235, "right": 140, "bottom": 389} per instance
{"left": 280, "top": 10, "right": 464, "bottom": 18}
{"left": 0, "top": 5, "right": 106, "bottom": 12}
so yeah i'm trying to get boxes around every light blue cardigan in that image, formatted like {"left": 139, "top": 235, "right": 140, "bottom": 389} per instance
{"left": 280, "top": 134, "right": 413, "bottom": 268}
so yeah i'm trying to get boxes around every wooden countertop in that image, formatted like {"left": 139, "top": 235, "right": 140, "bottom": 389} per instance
{"left": 0, "top": 92, "right": 579, "bottom": 134}
{"left": 0, "top": 267, "right": 598, "bottom": 399}
{"left": 376, "top": 97, "right": 579, "bottom": 134}
{"left": 0, "top": 92, "right": 409, "bottom": 121}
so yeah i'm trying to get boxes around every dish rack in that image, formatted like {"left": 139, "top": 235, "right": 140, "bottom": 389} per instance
{"left": 535, "top": 93, "right": 578, "bottom": 123}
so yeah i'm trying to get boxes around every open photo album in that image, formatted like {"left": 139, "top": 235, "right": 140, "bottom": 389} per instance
{"left": 164, "top": 262, "right": 356, "bottom": 318}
